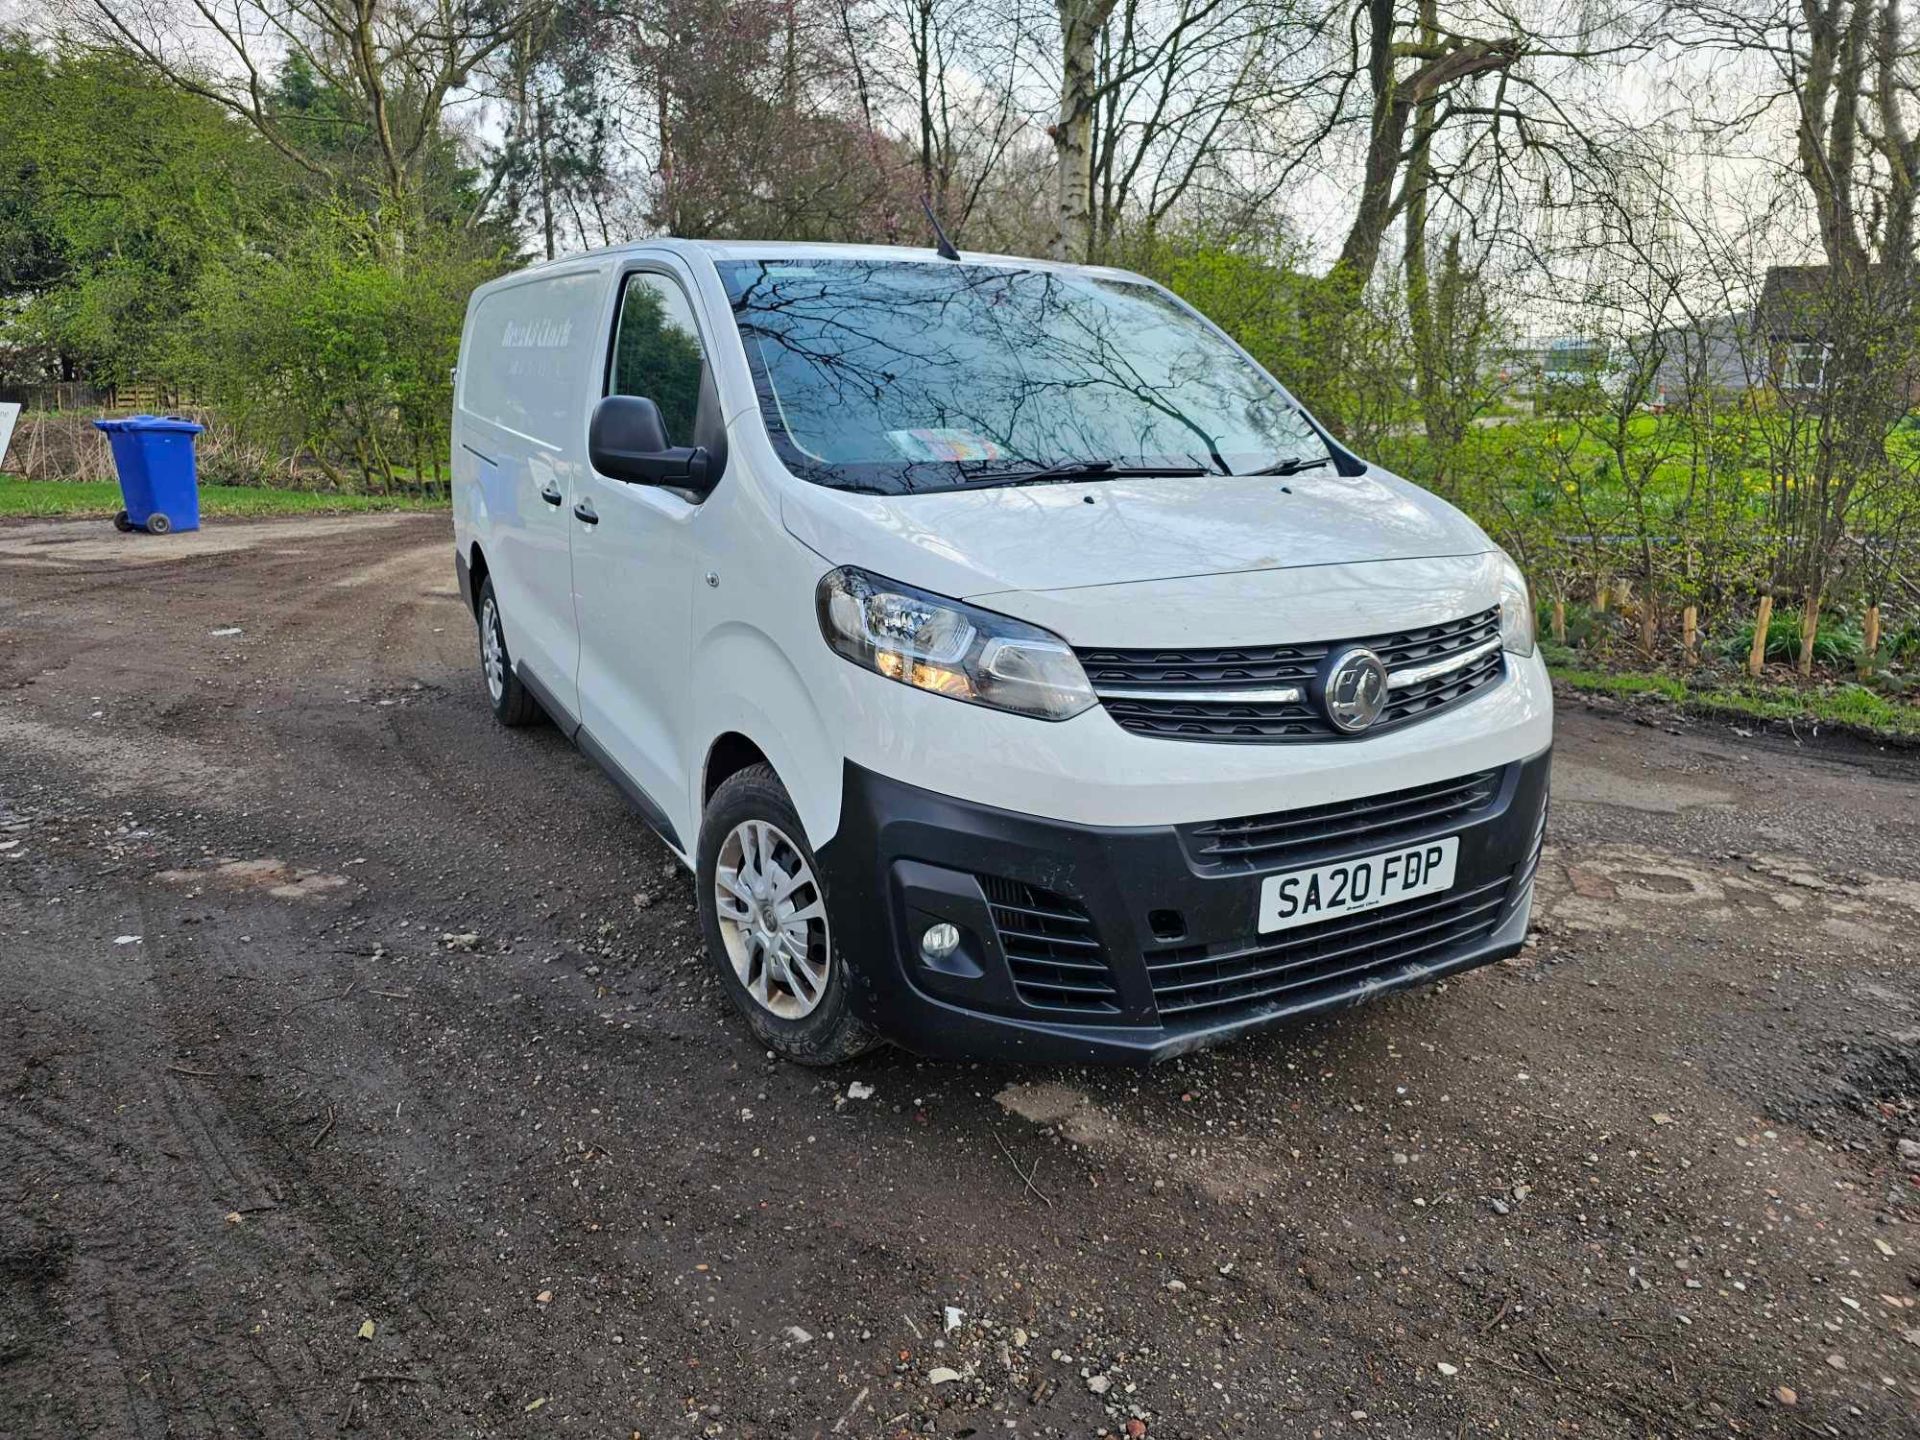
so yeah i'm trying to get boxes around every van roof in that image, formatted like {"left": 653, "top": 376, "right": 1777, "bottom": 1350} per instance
{"left": 502, "top": 237, "right": 1139, "bottom": 283}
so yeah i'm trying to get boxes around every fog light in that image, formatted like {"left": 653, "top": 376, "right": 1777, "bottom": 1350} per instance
{"left": 921, "top": 922, "right": 961, "bottom": 959}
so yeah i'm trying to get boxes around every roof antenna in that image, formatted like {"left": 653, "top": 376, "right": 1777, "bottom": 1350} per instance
{"left": 921, "top": 195, "right": 962, "bottom": 261}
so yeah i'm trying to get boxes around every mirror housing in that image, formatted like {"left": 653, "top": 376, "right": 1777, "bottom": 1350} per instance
{"left": 589, "top": 395, "right": 713, "bottom": 491}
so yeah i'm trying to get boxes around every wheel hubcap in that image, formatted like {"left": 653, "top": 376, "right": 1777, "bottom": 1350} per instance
{"left": 714, "top": 819, "right": 830, "bottom": 1019}
{"left": 480, "top": 598, "right": 505, "bottom": 703}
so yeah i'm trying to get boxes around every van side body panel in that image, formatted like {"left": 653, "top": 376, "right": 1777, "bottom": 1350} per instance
{"left": 453, "top": 263, "right": 612, "bottom": 719}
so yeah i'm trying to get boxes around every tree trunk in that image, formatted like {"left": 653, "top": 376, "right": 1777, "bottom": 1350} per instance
{"left": 536, "top": 96, "right": 555, "bottom": 261}
{"left": 1333, "top": 14, "right": 1521, "bottom": 295}
{"left": 1338, "top": 0, "right": 1404, "bottom": 290}
{"left": 656, "top": 69, "right": 675, "bottom": 235}
{"left": 916, "top": 0, "right": 935, "bottom": 200}
{"left": 1402, "top": 3, "right": 1441, "bottom": 464}
{"left": 1050, "top": 0, "right": 1119, "bottom": 262}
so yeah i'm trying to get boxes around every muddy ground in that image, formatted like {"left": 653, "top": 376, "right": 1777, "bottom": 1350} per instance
{"left": 1, "top": 513, "right": 1916, "bottom": 1439}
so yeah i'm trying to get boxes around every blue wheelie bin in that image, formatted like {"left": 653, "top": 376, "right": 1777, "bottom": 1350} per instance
{"left": 94, "top": 414, "right": 205, "bottom": 534}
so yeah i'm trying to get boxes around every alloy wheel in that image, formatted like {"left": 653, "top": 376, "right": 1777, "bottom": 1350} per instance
{"left": 480, "top": 597, "right": 506, "bottom": 703}
{"left": 713, "top": 819, "right": 830, "bottom": 1019}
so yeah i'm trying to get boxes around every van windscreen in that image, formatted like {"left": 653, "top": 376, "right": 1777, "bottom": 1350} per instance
{"left": 715, "top": 260, "right": 1329, "bottom": 495}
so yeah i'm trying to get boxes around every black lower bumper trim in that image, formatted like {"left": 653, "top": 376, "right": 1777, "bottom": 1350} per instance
{"left": 815, "top": 749, "right": 1550, "bottom": 1064}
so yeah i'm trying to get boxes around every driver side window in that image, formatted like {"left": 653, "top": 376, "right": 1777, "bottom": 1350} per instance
{"left": 608, "top": 273, "right": 707, "bottom": 447}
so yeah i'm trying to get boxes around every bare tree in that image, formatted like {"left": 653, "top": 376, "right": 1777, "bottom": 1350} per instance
{"left": 1674, "top": 0, "right": 1920, "bottom": 669}
{"left": 75, "top": 0, "right": 554, "bottom": 252}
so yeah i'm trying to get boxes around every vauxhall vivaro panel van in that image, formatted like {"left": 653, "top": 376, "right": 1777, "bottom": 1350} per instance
{"left": 451, "top": 241, "right": 1552, "bottom": 1064}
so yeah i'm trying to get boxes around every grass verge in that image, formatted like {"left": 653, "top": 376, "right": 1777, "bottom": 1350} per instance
{"left": 0, "top": 477, "right": 447, "bottom": 519}
{"left": 1551, "top": 665, "right": 1920, "bottom": 741}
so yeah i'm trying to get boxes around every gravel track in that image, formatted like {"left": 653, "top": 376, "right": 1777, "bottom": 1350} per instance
{"left": 1, "top": 512, "right": 1916, "bottom": 1438}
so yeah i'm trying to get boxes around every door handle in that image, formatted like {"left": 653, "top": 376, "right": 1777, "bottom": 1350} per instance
{"left": 572, "top": 499, "right": 599, "bottom": 525}
{"left": 539, "top": 482, "right": 563, "bottom": 506}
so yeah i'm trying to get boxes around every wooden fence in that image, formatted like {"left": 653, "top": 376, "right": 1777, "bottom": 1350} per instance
{"left": 0, "top": 380, "right": 191, "bottom": 414}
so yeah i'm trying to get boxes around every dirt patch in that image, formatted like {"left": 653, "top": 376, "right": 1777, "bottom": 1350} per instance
{"left": 1553, "top": 757, "right": 1736, "bottom": 812}
{"left": 154, "top": 856, "right": 351, "bottom": 901}
{"left": 0, "top": 512, "right": 432, "bottom": 569}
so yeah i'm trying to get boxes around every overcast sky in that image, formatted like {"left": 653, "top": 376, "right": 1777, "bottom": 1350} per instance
{"left": 10, "top": 0, "right": 1825, "bottom": 334}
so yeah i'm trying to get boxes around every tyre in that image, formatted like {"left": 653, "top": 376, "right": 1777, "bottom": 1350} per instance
{"left": 697, "top": 763, "right": 878, "bottom": 1064}
{"left": 476, "top": 576, "right": 540, "bottom": 726}
{"left": 146, "top": 512, "right": 172, "bottom": 535}
{"left": 113, "top": 510, "right": 133, "bottom": 533}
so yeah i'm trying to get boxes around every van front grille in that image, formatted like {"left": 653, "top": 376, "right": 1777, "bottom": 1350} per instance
{"left": 1180, "top": 769, "right": 1503, "bottom": 875}
{"left": 981, "top": 877, "right": 1120, "bottom": 1014}
{"left": 1079, "top": 608, "right": 1503, "bottom": 743}
{"left": 1146, "top": 871, "right": 1514, "bottom": 1021}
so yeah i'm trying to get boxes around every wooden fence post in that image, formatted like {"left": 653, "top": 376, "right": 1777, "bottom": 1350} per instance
{"left": 1796, "top": 593, "right": 1820, "bottom": 678}
{"left": 1682, "top": 605, "right": 1698, "bottom": 665}
{"left": 1862, "top": 603, "right": 1881, "bottom": 679}
{"left": 1747, "top": 594, "right": 1773, "bottom": 678}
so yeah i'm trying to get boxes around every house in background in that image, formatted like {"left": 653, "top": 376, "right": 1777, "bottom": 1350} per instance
{"left": 1501, "top": 265, "right": 1917, "bottom": 411}
{"left": 1750, "top": 264, "right": 1919, "bottom": 401}
{"left": 1755, "top": 266, "right": 1840, "bottom": 393}
{"left": 1645, "top": 312, "right": 1755, "bottom": 407}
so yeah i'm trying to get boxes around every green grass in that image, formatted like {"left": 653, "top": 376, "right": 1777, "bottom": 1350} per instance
{"left": 1551, "top": 667, "right": 1688, "bottom": 701}
{"left": 0, "top": 477, "right": 447, "bottom": 519}
{"left": 1551, "top": 665, "right": 1920, "bottom": 740}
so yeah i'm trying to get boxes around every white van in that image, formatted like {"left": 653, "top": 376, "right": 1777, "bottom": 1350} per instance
{"left": 451, "top": 240, "right": 1551, "bottom": 1064}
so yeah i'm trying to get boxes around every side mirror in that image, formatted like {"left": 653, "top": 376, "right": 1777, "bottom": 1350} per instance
{"left": 589, "top": 395, "right": 712, "bottom": 490}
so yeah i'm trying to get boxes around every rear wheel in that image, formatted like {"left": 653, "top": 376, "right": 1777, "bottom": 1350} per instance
{"left": 145, "top": 512, "right": 171, "bottom": 535}
{"left": 476, "top": 576, "right": 539, "bottom": 726}
{"left": 697, "top": 764, "right": 877, "bottom": 1064}
{"left": 113, "top": 510, "right": 133, "bottom": 533}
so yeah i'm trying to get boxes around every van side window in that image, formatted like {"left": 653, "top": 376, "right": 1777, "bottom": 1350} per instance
{"left": 609, "top": 274, "right": 706, "bottom": 446}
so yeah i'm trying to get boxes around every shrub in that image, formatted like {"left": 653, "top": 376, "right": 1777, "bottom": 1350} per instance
{"left": 1719, "top": 608, "right": 1863, "bottom": 668}
{"left": 1540, "top": 599, "right": 1611, "bottom": 649}
{"left": 176, "top": 219, "right": 501, "bottom": 493}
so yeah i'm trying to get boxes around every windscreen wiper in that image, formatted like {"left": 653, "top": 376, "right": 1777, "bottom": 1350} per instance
{"left": 959, "top": 459, "right": 1209, "bottom": 488}
{"left": 1248, "top": 455, "right": 1333, "bottom": 477}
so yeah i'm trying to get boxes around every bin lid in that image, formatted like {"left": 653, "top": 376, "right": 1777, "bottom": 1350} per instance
{"left": 94, "top": 414, "right": 205, "bottom": 435}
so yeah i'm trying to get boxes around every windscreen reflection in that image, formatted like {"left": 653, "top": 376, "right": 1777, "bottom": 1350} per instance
{"left": 718, "top": 260, "right": 1329, "bottom": 495}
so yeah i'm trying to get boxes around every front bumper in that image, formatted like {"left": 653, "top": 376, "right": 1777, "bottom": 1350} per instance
{"left": 816, "top": 749, "right": 1550, "bottom": 1063}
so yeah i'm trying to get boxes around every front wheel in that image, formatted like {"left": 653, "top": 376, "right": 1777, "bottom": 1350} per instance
{"left": 145, "top": 512, "right": 171, "bottom": 535}
{"left": 697, "top": 764, "right": 877, "bottom": 1064}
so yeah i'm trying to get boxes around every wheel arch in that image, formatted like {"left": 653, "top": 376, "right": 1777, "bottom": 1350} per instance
{"left": 688, "top": 621, "right": 844, "bottom": 851}
{"left": 465, "top": 541, "right": 491, "bottom": 617}
{"left": 704, "top": 732, "right": 771, "bottom": 806}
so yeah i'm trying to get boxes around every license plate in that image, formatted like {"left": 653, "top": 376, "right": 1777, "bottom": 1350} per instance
{"left": 1257, "top": 836, "right": 1460, "bottom": 934}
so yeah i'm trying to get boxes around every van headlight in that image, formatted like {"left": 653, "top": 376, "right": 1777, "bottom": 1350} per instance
{"left": 816, "top": 567, "right": 1096, "bottom": 721}
{"left": 1498, "top": 556, "right": 1536, "bottom": 658}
